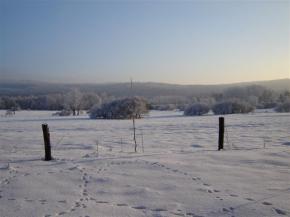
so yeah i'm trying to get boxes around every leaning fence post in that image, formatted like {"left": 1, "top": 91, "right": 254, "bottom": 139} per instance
{"left": 218, "top": 117, "right": 224, "bottom": 151}
{"left": 42, "top": 124, "right": 52, "bottom": 161}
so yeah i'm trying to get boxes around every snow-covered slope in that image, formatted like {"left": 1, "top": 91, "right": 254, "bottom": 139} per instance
{"left": 0, "top": 110, "right": 289, "bottom": 217}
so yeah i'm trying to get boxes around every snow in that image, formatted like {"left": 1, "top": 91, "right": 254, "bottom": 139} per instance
{"left": 0, "top": 110, "right": 290, "bottom": 217}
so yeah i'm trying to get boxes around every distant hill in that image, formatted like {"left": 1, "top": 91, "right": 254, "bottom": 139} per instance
{"left": 245, "top": 79, "right": 290, "bottom": 91}
{"left": 0, "top": 78, "right": 289, "bottom": 97}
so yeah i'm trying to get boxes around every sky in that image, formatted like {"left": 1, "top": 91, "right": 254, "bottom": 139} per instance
{"left": 0, "top": 0, "right": 289, "bottom": 85}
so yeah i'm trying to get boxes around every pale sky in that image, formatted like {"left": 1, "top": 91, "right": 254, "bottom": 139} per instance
{"left": 0, "top": 0, "right": 289, "bottom": 84}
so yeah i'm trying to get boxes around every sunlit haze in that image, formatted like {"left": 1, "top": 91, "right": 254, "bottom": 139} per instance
{"left": 1, "top": 0, "right": 289, "bottom": 84}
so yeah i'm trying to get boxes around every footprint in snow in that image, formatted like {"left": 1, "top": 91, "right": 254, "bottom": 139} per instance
{"left": 186, "top": 212, "right": 196, "bottom": 216}
{"left": 170, "top": 212, "right": 184, "bottom": 216}
{"left": 56, "top": 211, "right": 66, "bottom": 216}
{"left": 230, "top": 194, "right": 238, "bottom": 197}
{"left": 151, "top": 208, "right": 167, "bottom": 212}
{"left": 262, "top": 201, "right": 272, "bottom": 206}
{"left": 74, "top": 201, "right": 81, "bottom": 207}
{"left": 273, "top": 208, "right": 287, "bottom": 215}
{"left": 222, "top": 208, "right": 230, "bottom": 212}
{"left": 95, "top": 200, "right": 109, "bottom": 204}
{"left": 197, "top": 188, "right": 209, "bottom": 193}
{"left": 39, "top": 199, "right": 47, "bottom": 205}
{"left": 25, "top": 199, "right": 34, "bottom": 202}
{"left": 117, "top": 203, "right": 128, "bottom": 207}
{"left": 132, "top": 205, "right": 147, "bottom": 210}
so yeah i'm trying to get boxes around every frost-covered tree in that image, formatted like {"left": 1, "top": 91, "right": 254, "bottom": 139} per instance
{"left": 89, "top": 97, "right": 149, "bottom": 119}
{"left": 46, "top": 94, "right": 65, "bottom": 110}
{"left": 222, "top": 85, "right": 279, "bottom": 109}
{"left": 184, "top": 103, "right": 210, "bottom": 116}
{"left": 278, "top": 91, "right": 290, "bottom": 104}
{"left": 212, "top": 99, "right": 254, "bottom": 115}
{"left": 0, "top": 96, "right": 18, "bottom": 109}
{"left": 64, "top": 89, "right": 83, "bottom": 116}
{"left": 0, "top": 98, "right": 3, "bottom": 109}
{"left": 258, "top": 89, "right": 278, "bottom": 109}
{"left": 81, "top": 93, "right": 102, "bottom": 110}
{"left": 275, "top": 101, "right": 290, "bottom": 113}
{"left": 247, "top": 95, "right": 259, "bottom": 107}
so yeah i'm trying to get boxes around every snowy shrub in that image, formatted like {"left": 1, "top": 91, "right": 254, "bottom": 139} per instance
{"left": 90, "top": 97, "right": 149, "bottom": 119}
{"left": 184, "top": 103, "right": 210, "bottom": 116}
{"left": 275, "top": 101, "right": 290, "bottom": 113}
{"left": 212, "top": 100, "right": 254, "bottom": 115}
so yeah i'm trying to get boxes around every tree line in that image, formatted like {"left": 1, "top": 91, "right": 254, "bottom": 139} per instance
{"left": 0, "top": 85, "right": 290, "bottom": 116}
{"left": 0, "top": 90, "right": 106, "bottom": 114}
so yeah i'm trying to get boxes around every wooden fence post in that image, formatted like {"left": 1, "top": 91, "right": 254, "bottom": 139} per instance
{"left": 218, "top": 117, "right": 224, "bottom": 151}
{"left": 42, "top": 124, "right": 52, "bottom": 161}
{"left": 141, "top": 129, "right": 144, "bottom": 153}
{"left": 133, "top": 117, "right": 137, "bottom": 153}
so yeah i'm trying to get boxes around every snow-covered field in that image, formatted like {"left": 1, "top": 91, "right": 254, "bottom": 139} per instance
{"left": 0, "top": 110, "right": 289, "bottom": 217}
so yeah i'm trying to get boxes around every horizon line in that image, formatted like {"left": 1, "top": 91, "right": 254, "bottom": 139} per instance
{"left": 0, "top": 77, "right": 289, "bottom": 87}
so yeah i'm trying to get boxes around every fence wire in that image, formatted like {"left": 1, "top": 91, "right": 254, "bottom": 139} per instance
{"left": 0, "top": 111, "right": 290, "bottom": 157}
